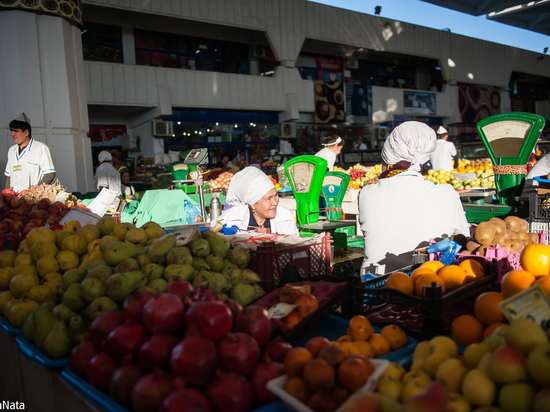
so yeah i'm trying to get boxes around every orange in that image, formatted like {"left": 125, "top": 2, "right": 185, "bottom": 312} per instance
{"left": 348, "top": 315, "right": 374, "bottom": 341}
{"left": 450, "top": 314, "right": 484, "bottom": 347}
{"left": 305, "top": 336, "right": 331, "bottom": 357}
{"left": 474, "top": 291, "right": 506, "bottom": 326}
{"left": 437, "top": 265, "right": 468, "bottom": 292}
{"left": 520, "top": 243, "right": 550, "bottom": 277}
{"left": 337, "top": 357, "right": 375, "bottom": 392}
{"left": 352, "top": 340, "right": 375, "bottom": 358}
{"left": 336, "top": 334, "right": 353, "bottom": 343}
{"left": 459, "top": 259, "right": 485, "bottom": 283}
{"left": 385, "top": 272, "right": 414, "bottom": 295}
{"left": 420, "top": 261, "right": 444, "bottom": 273}
{"left": 302, "top": 358, "right": 335, "bottom": 392}
{"left": 410, "top": 267, "right": 436, "bottom": 285}
{"left": 367, "top": 333, "right": 391, "bottom": 357}
{"left": 483, "top": 322, "right": 508, "bottom": 340}
{"left": 339, "top": 342, "right": 361, "bottom": 356}
{"left": 283, "top": 377, "right": 311, "bottom": 404}
{"left": 501, "top": 270, "right": 536, "bottom": 298}
{"left": 414, "top": 272, "right": 446, "bottom": 297}
{"left": 536, "top": 275, "right": 550, "bottom": 298}
{"left": 283, "top": 347, "right": 313, "bottom": 378}
{"left": 380, "top": 325, "right": 408, "bottom": 351}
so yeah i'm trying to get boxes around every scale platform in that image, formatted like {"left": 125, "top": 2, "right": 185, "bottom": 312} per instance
{"left": 301, "top": 220, "right": 357, "bottom": 231}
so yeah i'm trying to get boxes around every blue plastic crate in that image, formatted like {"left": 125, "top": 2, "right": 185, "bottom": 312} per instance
{"left": 295, "top": 315, "right": 417, "bottom": 362}
{"left": 0, "top": 314, "right": 22, "bottom": 335}
{"left": 16, "top": 335, "right": 69, "bottom": 369}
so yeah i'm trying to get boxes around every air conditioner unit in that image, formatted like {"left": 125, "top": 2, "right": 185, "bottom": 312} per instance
{"left": 252, "top": 45, "right": 266, "bottom": 59}
{"left": 151, "top": 120, "right": 174, "bottom": 137}
{"left": 279, "top": 122, "right": 296, "bottom": 139}
{"left": 345, "top": 57, "right": 359, "bottom": 70}
{"left": 375, "top": 126, "right": 388, "bottom": 140}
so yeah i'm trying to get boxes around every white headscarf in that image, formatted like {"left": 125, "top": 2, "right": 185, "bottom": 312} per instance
{"left": 381, "top": 121, "right": 436, "bottom": 172}
{"left": 225, "top": 166, "right": 275, "bottom": 206}
{"left": 98, "top": 150, "right": 112, "bottom": 163}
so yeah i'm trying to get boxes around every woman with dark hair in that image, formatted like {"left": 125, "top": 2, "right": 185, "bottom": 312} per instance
{"left": 314, "top": 132, "right": 344, "bottom": 171}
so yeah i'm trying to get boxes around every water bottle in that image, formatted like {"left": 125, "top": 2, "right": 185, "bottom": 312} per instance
{"left": 209, "top": 195, "right": 222, "bottom": 221}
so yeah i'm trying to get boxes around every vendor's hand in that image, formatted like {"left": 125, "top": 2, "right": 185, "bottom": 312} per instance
{"left": 457, "top": 189, "right": 471, "bottom": 194}
{"left": 345, "top": 186, "right": 350, "bottom": 194}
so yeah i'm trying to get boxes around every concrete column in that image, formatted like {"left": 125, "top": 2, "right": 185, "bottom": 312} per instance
{"left": 0, "top": 10, "right": 94, "bottom": 194}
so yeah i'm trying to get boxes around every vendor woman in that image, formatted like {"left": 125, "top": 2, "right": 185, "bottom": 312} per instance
{"left": 358, "top": 121, "right": 470, "bottom": 275}
{"left": 217, "top": 167, "right": 298, "bottom": 235}
{"left": 314, "top": 133, "right": 345, "bottom": 171}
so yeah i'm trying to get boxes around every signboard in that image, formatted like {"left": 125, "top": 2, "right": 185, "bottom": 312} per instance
{"left": 500, "top": 284, "right": 550, "bottom": 332}
{"left": 313, "top": 81, "right": 345, "bottom": 123}
{"left": 404, "top": 91, "right": 436, "bottom": 116}
{"left": 0, "top": 0, "right": 83, "bottom": 27}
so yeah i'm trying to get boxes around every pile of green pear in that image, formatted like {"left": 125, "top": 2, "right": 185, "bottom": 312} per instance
{"left": 0, "top": 216, "right": 265, "bottom": 360}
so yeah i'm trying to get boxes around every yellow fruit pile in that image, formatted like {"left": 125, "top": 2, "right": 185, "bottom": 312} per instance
{"left": 426, "top": 158, "right": 496, "bottom": 190}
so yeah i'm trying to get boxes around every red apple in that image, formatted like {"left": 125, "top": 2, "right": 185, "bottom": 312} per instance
{"left": 0, "top": 221, "right": 11, "bottom": 234}
{"left": 403, "top": 381, "right": 447, "bottom": 412}
{"left": 37, "top": 198, "right": 51, "bottom": 210}
{"left": 60, "top": 209, "right": 70, "bottom": 218}
{"left": 36, "top": 209, "right": 48, "bottom": 220}
{"left": 47, "top": 214, "right": 62, "bottom": 226}
{"left": 294, "top": 293, "right": 319, "bottom": 319}
{"left": 48, "top": 204, "right": 62, "bottom": 215}
{"left": 28, "top": 210, "right": 37, "bottom": 219}
{"left": 49, "top": 224, "right": 63, "bottom": 231}
{"left": 19, "top": 216, "right": 29, "bottom": 225}
{"left": 487, "top": 346, "right": 527, "bottom": 384}
{"left": 10, "top": 219, "right": 24, "bottom": 234}
{"left": 33, "top": 217, "right": 45, "bottom": 227}
{"left": 20, "top": 202, "right": 31, "bottom": 209}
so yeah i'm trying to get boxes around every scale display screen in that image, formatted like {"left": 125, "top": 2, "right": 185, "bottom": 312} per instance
{"left": 287, "top": 162, "right": 318, "bottom": 193}
{"left": 184, "top": 148, "right": 208, "bottom": 165}
{"left": 481, "top": 120, "right": 531, "bottom": 158}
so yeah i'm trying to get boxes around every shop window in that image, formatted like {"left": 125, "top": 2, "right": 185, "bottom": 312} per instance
{"left": 296, "top": 53, "right": 343, "bottom": 82}
{"left": 82, "top": 23, "right": 123, "bottom": 63}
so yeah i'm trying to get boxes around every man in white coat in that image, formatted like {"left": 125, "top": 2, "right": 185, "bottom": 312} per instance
{"left": 430, "top": 126, "right": 457, "bottom": 172}
{"left": 94, "top": 151, "right": 121, "bottom": 194}
{"left": 217, "top": 167, "right": 298, "bottom": 235}
{"left": 358, "top": 121, "right": 470, "bottom": 275}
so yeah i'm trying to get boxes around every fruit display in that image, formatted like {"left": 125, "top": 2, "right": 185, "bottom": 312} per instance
{"left": 262, "top": 160, "right": 277, "bottom": 167}
{"left": 426, "top": 158, "right": 496, "bottom": 190}
{"left": 376, "top": 318, "right": 550, "bottom": 411}
{"left": 207, "top": 171, "right": 234, "bottom": 190}
{"left": 333, "top": 164, "right": 383, "bottom": 190}
{"left": 270, "top": 284, "right": 319, "bottom": 332}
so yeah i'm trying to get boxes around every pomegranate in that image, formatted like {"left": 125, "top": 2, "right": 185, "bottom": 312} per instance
{"left": 69, "top": 341, "right": 97, "bottom": 378}
{"left": 188, "top": 286, "right": 216, "bottom": 303}
{"left": 185, "top": 301, "right": 233, "bottom": 341}
{"left": 104, "top": 321, "right": 148, "bottom": 361}
{"left": 218, "top": 333, "right": 260, "bottom": 376}
{"left": 131, "top": 371, "right": 174, "bottom": 412}
{"left": 122, "top": 290, "right": 155, "bottom": 323}
{"left": 163, "top": 280, "right": 194, "bottom": 301}
{"left": 234, "top": 306, "right": 272, "bottom": 345}
{"left": 223, "top": 298, "right": 243, "bottom": 319}
{"left": 109, "top": 364, "right": 143, "bottom": 408}
{"left": 251, "top": 361, "right": 285, "bottom": 405}
{"left": 89, "top": 310, "right": 124, "bottom": 351}
{"left": 87, "top": 352, "right": 118, "bottom": 392}
{"left": 262, "top": 338, "right": 292, "bottom": 363}
{"left": 205, "top": 372, "right": 253, "bottom": 412}
{"left": 138, "top": 332, "right": 178, "bottom": 373}
{"left": 170, "top": 329, "right": 219, "bottom": 385}
{"left": 142, "top": 293, "right": 185, "bottom": 334}
{"left": 160, "top": 388, "right": 211, "bottom": 412}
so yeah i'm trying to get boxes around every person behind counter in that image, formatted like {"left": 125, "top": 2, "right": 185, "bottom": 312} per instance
{"left": 5, "top": 113, "right": 56, "bottom": 192}
{"left": 215, "top": 152, "right": 235, "bottom": 169}
{"left": 94, "top": 151, "right": 121, "bottom": 193}
{"left": 429, "top": 126, "right": 457, "bottom": 172}
{"left": 111, "top": 150, "right": 123, "bottom": 169}
{"left": 118, "top": 166, "right": 138, "bottom": 200}
{"left": 358, "top": 121, "right": 470, "bottom": 275}
{"left": 314, "top": 133, "right": 345, "bottom": 171}
{"left": 216, "top": 167, "right": 298, "bottom": 235}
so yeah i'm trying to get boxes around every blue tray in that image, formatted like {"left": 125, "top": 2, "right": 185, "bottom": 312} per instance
{"left": 15, "top": 335, "right": 69, "bottom": 369}
{"left": 295, "top": 315, "right": 418, "bottom": 362}
{"left": 534, "top": 176, "right": 550, "bottom": 184}
{"left": 0, "top": 315, "right": 22, "bottom": 335}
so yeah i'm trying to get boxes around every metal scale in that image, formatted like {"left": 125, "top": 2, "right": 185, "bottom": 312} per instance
{"left": 284, "top": 155, "right": 355, "bottom": 247}
{"left": 464, "top": 112, "right": 546, "bottom": 222}
{"left": 178, "top": 147, "right": 210, "bottom": 222}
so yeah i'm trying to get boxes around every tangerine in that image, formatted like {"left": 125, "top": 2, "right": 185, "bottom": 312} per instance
{"left": 410, "top": 267, "right": 436, "bottom": 285}
{"left": 368, "top": 333, "right": 391, "bottom": 357}
{"left": 352, "top": 341, "right": 375, "bottom": 358}
{"left": 414, "top": 273, "right": 446, "bottom": 297}
{"left": 450, "top": 315, "right": 484, "bottom": 347}
{"left": 283, "top": 377, "right": 311, "bottom": 404}
{"left": 339, "top": 342, "right": 361, "bottom": 356}
{"left": 437, "top": 265, "right": 468, "bottom": 292}
{"left": 302, "top": 358, "right": 335, "bottom": 392}
{"left": 348, "top": 315, "right": 374, "bottom": 341}
{"left": 318, "top": 344, "right": 347, "bottom": 368}
{"left": 305, "top": 336, "right": 331, "bottom": 357}
{"left": 482, "top": 322, "right": 508, "bottom": 340}
{"left": 336, "top": 335, "right": 353, "bottom": 343}
{"left": 536, "top": 275, "right": 550, "bottom": 298}
{"left": 520, "top": 243, "right": 550, "bottom": 277}
{"left": 385, "top": 272, "right": 414, "bottom": 295}
{"left": 501, "top": 270, "right": 536, "bottom": 298}
{"left": 283, "top": 347, "right": 313, "bottom": 378}
{"left": 337, "top": 357, "right": 375, "bottom": 392}
{"left": 380, "top": 325, "right": 408, "bottom": 351}
{"left": 420, "top": 261, "right": 444, "bottom": 273}
{"left": 474, "top": 291, "right": 505, "bottom": 326}
{"left": 459, "top": 259, "right": 485, "bottom": 283}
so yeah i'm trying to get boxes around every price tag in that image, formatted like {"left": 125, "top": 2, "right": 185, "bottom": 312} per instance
{"left": 499, "top": 284, "right": 550, "bottom": 332}
{"left": 453, "top": 172, "right": 478, "bottom": 182}
{"left": 268, "top": 302, "right": 297, "bottom": 319}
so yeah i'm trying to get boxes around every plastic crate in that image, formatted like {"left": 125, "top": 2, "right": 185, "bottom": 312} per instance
{"left": 0, "top": 314, "right": 22, "bottom": 335}
{"left": 248, "top": 234, "right": 332, "bottom": 293}
{"left": 15, "top": 335, "right": 69, "bottom": 369}
{"left": 529, "top": 191, "right": 550, "bottom": 220}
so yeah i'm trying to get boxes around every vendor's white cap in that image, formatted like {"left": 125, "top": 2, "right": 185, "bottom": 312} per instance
{"left": 14, "top": 113, "right": 31, "bottom": 125}
{"left": 98, "top": 150, "right": 112, "bottom": 163}
{"left": 437, "top": 126, "right": 448, "bottom": 135}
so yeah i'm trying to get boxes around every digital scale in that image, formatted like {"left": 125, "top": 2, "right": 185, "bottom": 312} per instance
{"left": 464, "top": 112, "right": 546, "bottom": 222}
{"left": 179, "top": 148, "right": 209, "bottom": 221}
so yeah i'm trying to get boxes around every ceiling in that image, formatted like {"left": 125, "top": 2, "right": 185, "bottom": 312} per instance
{"left": 421, "top": 0, "right": 550, "bottom": 37}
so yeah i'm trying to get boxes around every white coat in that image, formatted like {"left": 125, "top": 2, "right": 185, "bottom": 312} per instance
{"left": 358, "top": 171, "right": 470, "bottom": 275}
{"left": 4, "top": 139, "right": 55, "bottom": 193}
{"left": 523, "top": 153, "right": 550, "bottom": 197}
{"left": 216, "top": 203, "right": 299, "bottom": 235}
{"left": 314, "top": 148, "right": 337, "bottom": 171}
{"left": 94, "top": 162, "right": 121, "bottom": 193}
{"left": 430, "top": 139, "right": 457, "bottom": 172}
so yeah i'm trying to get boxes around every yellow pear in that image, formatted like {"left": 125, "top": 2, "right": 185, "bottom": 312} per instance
{"left": 0, "top": 250, "right": 17, "bottom": 268}
{"left": 77, "top": 224, "right": 101, "bottom": 243}
{"left": 0, "top": 267, "right": 12, "bottom": 290}
{"left": 36, "top": 255, "right": 60, "bottom": 277}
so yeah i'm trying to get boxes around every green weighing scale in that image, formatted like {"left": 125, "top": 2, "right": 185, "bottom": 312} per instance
{"left": 170, "top": 149, "right": 210, "bottom": 194}
{"left": 464, "top": 112, "right": 546, "bottom": 222}
{"left": 284, "top": 156, "right": 355, "bottom": 248}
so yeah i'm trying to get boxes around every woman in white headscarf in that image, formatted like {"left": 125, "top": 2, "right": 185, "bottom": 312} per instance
{"left": 314, "top": 133, "right": 345, "bottom": 171}
{"left": 358, "top": 121, "right": 469, "bottom": 275}
{"left": 217, "top": 167, "right": 298, "bottom": 235}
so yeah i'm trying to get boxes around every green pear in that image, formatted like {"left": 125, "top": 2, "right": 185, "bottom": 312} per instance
{"left": 62, "top": 268, "right": 87, "bottom": 289}
{"left": 80, "top": 278, "right": 106, "bottom": 302}
{"left": 23, "top": 313, "right": 35, "bottom": 344}
{"left": 141, "top": 263, "right": 164, "bottom": 280}
{"left": 229, "top": 246, "right": 251, "bottom": 268}
{"left": 99, "top": 235, "right": 120, "bottom": 252}
{"left": 115, "top": 258, "right": 140, "bottom": 273}
{"left": 148, "top": 278, "right": 168, "bottom": 294}
{"left": 43, "top": 321, "right": 73, "bottom": 359}
{"left": 104, "top": 242, "right": 141, "bottom": 266}
{"left": 97, "top": 215, "right": 117, "bottom": 236}
{"left": 193, "top": 271, "right": 214, "bottom": 288}
{"left": 79, "top": 261, "right": 93, "bottom": 271}
{"left": 148, "top": 235, "right": 176, "bottom": 265}
{"left": 192, "top": 257, "right": 210, "bottom": 271}
{"left": 84, "top": 296, "right": 118, "bottom": 321}
{"left": 125, "top": 271, "right": 148, "bottom": 289}
{"left": 8, "top": 299, "right": 38, "bottom": 329}
{"left": 50, "top": 284, "right": 65, "bottom": 304}
{"left": 190, "top": 238, "right": 210, "bottom": 257}
{"left": 166, "top": 247, "right": 193, "bottom": 265}
{"left": 241, "top": 268, "right": 261, "bottom": 284}
{"left": 63, "top": 284, "right": 87, "bottom": 311}
{"left": 204, "top": 230, "right": 230, "bottom": 258}
{"left": 68, "top": 315, "right": 88, "bottom": 340}
{"left": 222, "top": 265, "right": 242, "bottom": 286}
{"left": 85, "top": 265, "right": 113, "bottom": 283}
{"left": 52, "top": 303, "right": 78, "bottom": 323}
{"left": 141, "top": 221, "right": 164, "bottom": 240}
{"left": 125, "top": 228, "right": 149, "bottom": 247}
{"left": 135, "top": 253, "right": 151, "bottom": 268}
{"left": 208, "top": 272, "right": 228, "bottom": 294}
{"left": 40, "top": 301, "right": 56, "bottom": 311}
{"left": 253, "top": 284, "right": 267, "bottom": 299}
{"left": 105, "top": 273, "right": 135, "bottom": 301}
{"left": 231, "top": 283, "right": 255, "bottom": 307}
{"left": 205, "top": 253, "right": 225, "bottom": 272}
{"left": 32, "top": 305, "right": 57, "bottom": 349}
{"left": 112, "top": 223, "right": 135, "bottom": 241}
{"left": 163, "top": 264, "right": 195, "bottom": 282}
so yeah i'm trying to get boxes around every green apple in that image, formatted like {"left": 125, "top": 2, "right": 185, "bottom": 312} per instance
{"left": 498, "top": 382, "right": 535, "bottom": 412}
{"left": 527, "top": 342, "right": 550, "bottom": 387}
{"left": 462, "top": 369, "right": 496, "bottom": 406}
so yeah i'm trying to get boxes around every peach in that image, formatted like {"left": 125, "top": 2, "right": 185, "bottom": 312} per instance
{"left": 487, "top": 346, "right": 527, "bottom": 384}
{"left": 294, "top": 293, "right": 318, "bottom": 319}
